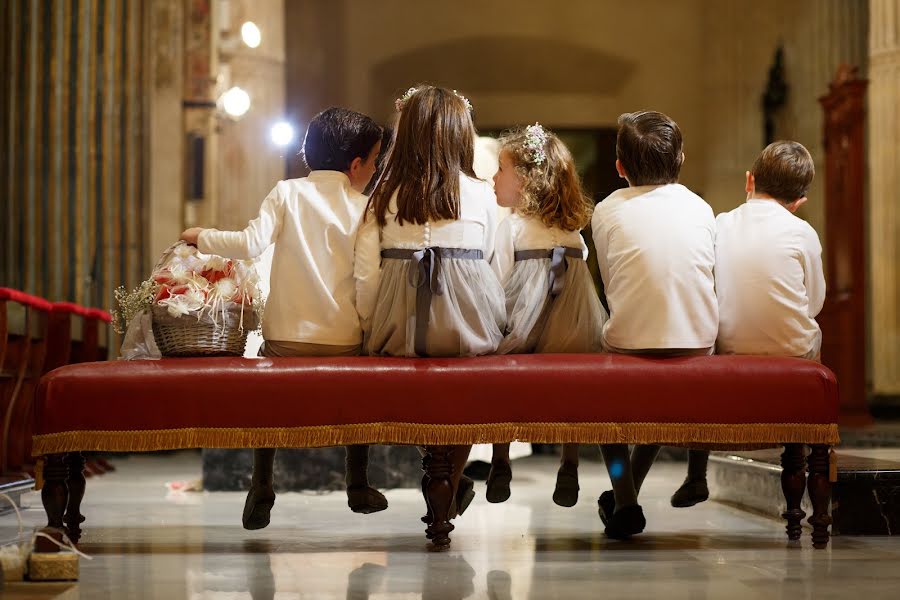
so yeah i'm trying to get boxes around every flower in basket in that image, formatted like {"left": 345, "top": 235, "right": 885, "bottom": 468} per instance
{"left": 156, "top": 243, "right": 262, "bottom": 326}
{"left": 114, "top": 241, "right": 263, "bottom": 334}
{"left": 157, "top": 286, "right": 206, "bottom": 318}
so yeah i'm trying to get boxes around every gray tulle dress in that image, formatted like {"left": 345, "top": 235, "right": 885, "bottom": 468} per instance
{"left": 493, "top": 214, "right": 607, "bottom": 354}
{"left": 356, "top": 175, "right": 507, "bottom": 358}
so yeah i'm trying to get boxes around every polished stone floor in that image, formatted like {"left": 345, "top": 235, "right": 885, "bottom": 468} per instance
{"left": 3, "top": 451, "right": 900, "bottom": 599}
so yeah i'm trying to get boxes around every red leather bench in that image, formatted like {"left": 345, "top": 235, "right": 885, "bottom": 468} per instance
{"left": 31, "top": 354, "right": 839, "bottom": 550}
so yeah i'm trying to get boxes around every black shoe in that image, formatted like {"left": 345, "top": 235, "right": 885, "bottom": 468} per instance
{"left": 455, "top": 475, "right": 476, "bottom": 516}
{"left": 552, "top": 463, "right": 580, "bottom": 507}
{"left": 485, "top": 462, "right": 512, "bottom": 503}
{"left": 604, "top": 505, "right": 646, "bottom": 539}
{"left": 670, "top": 479, "right": 709, "bottom": 508}
{"left": 597, "top": 490, "right": 615, "bottom": 526}
{"left": 242, "top": 485, "right": 275, "bottom": 530}
{"left": 463, "top": 460, "right": 492, "bottom": 480}
{"left": 347, "top": 485, "right": 389, "bottom": 514}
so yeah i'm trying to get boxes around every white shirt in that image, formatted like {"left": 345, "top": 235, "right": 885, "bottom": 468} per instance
{"left": 355, "top": 174, "right": 497, "bottom": 322}
{"left": 491, "top": 213, "right": 588, "bottom": 284}
{"left": 198, "top": 172, "right": 369, "bottom": 346}
{"left": 715, "top": 199, "right": 825, "bottom": 356}
{"left": 591, "top": 184, "right": 718, "bottom": 350}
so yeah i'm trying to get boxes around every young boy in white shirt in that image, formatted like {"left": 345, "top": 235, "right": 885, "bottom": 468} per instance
{"left": 591, "top": 111, "right": 718, "bottom": 538}
{"left": 181, "top": 107, "right": 386, "bottom": 530}
{"left": 716, "top": 140, "right": 824, "bottom": 358}
{"left": 675, "top": 142, "right": 824, "bottom": 513}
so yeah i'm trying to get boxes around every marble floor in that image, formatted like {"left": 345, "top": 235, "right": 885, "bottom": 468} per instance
{"left": 3, "top": 452, "right": 900, "bottom": 599}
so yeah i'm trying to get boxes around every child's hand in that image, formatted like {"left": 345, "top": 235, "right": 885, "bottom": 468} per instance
{"left": 180, "top": 227, "right": 204, "bottom": 246}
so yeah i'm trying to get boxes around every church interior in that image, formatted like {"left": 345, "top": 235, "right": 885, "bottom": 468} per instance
{"left": 2, "top": 0, "right": 900, "bottom": 598}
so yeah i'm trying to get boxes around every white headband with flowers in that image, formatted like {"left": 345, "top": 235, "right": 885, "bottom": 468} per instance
{"left": 524, "top": 123, "right": 549, "bottom": 166}
{"left": 394, "top": 87, "right": 473, "bottom": 113}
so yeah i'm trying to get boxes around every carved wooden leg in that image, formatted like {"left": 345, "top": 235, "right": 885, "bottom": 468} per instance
{"left": 780, "top": 444, "right": 807, "bottom": 541}
{"left": 64, "top": 452, "right": 87, "bottom": 544}
{"left": 35, "top": 454, "right": 69, "bottom": 553}
{"left": 423, "top": 445, "right": 454, "bottom": 549}
{"left": 807, "top": 445, "right": 832, "bottom": 549}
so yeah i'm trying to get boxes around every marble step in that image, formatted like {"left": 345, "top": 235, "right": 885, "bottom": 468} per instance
{"left": 709, "top": 448, "right": 900, "bottom": 535}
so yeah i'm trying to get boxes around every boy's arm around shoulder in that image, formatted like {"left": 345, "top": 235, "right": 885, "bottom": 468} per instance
{"left": 196, "top": 184, "right": 286, "bottom": 259}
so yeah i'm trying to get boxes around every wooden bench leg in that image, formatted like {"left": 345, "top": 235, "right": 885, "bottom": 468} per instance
{"left": 807, "top": 445, "right": 832, "bottom": 549}
{"left": 422, "top": 445, "right": 454, "bottom": 549}
{"left": 35, "top": 453, "right": 69, "bottom": 552}
{"left": 780, "top": 443, "right": 806, "bottom": 541}
{"left": 64, "top": 452, "right": 87, "bottom": 544}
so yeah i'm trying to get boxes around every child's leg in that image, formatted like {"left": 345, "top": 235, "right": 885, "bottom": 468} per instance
{"left": 599, "top": 444, "right": 646, "bottom": 538}
{"left": 242, "top": 448, "right": 277, "bottom": 530}
{"left": 486, "top": 443, "right": 513, "bottom": 504}
{"left": 671, "top": 449, "right": 710, "bottom": 508}
{"left": 553, "top": 444, "right": 580, "bottom": 507}
{"left": 600, "top": 444, "right": 637, "bottom": 509}
{"left": 346, "top": 444, "right": 389, "bottom": 514}
{"left": 630, "top": 444, "right": 661, "bottom": 495}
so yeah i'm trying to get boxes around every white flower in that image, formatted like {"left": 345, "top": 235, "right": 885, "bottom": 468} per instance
{"left": 212, "top": 278, "right": 237, "bottom": 300}
{"left": 524, "top": 123, "right": 549, "bottom": 166}
{"left": 182, "top": 288, "right": 206, "bottom": 311}
{"left": 203, "top": 255, "right": 228, "bottom": 273}
{"left": 173, "top": 243, "right": 195, "bottom": 259}
{"left": 160, "top": 296, "right": 192, "bottom": 318}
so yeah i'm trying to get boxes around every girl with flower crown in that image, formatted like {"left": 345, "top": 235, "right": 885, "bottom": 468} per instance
{"left": 485, "top": 124, "right": 608, "bottom": 508}
{"left": 355, "top": 85, "right": 506, "bottom": 517}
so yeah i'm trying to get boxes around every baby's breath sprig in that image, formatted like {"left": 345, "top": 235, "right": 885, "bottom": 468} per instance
{"left": 394, "top": 86, "right": 474, "bottom": 113}
{"left": 524, "top": 123, "right": 549, "bottom": 166}
{"left": 111, "top": 278, "right": 159, "bottom": 334}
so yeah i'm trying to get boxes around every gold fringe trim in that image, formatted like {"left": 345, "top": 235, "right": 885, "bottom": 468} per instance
{"left": 32, "top": 422, "right": 840, "bottom": 455}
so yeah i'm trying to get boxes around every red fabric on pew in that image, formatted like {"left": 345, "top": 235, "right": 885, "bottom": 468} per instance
{"left": 0, "top": 288, "right": 53, "bottom": 312}
{"left": 34, "top": 355, "right": 838, "bottom": 438}
{"left": 51, "top": 302, "right": 90, "bottom": 317}
{"left": 84, "top": 308, "right": 112, "bottom": 323}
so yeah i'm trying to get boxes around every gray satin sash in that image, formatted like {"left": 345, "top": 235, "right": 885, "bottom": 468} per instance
{"left": 381, "top": 247, "right": 484, "bottom": 357}
{"left": 513, "top": 246, "right": 582, "bottom": 297}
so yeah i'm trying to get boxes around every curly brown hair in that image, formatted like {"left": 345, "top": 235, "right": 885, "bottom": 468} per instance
{"left": 499, "top": 127, "right": 593, "bottom": 231}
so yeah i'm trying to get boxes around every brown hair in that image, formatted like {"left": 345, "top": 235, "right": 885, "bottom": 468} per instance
{"left": 366, "top": 86, "right": 476, "bottom": 227}
{"left": 751, "top": 141, "right": 814, "bottom": 202}
{"left": 499, "top": 127, "right": 593, "bottom": 231}
{"left": 616, "top": 111, "right": 684, "bottom": 186}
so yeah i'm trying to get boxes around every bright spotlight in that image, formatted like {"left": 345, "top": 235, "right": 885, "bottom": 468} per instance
{"left": 270, "top": 121, "right": 294, "bottom": 147}
{"left": 241, "top": 22, "right": 261, "bottom": 48}
{"left": 221, "top": 87, "right": 250, "bottom": 118}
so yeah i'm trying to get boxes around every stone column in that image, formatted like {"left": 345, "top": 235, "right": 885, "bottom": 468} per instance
{"left": 869, "top": 0, "right": 900, "bottom": 395}
{"left": 146, "top": 0, "right": 185, "bottom": 268}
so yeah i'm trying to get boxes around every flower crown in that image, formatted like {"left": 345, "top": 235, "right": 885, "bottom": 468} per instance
{"left": 394, "top": 87, "right": 473, "bottom": 113}
{"left": 523, "top": 123, "right": 549, "bottom": 166}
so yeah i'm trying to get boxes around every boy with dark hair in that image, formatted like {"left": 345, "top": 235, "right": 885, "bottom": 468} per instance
{"left": 181, "top": 107, "right": 386, "bottom": 530}
{"left": 591, "top": 111, "right": 718, "bottom": 538}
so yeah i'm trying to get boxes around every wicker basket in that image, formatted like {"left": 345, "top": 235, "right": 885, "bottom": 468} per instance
{"left": 147, "top": 242, "right": 261, "bottom": 357}
{"left": 151, "top": 304, "right": 258, "bottom": 357}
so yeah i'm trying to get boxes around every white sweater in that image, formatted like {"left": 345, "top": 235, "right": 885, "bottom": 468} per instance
{"left": 591, "top": 184, "right": 718, "bottom": 350}
{"left": 715, "top": 199, "right": 825, "bottom": 356}
{"left": 198, "top": 172, "right": 369, "bottom": 346}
